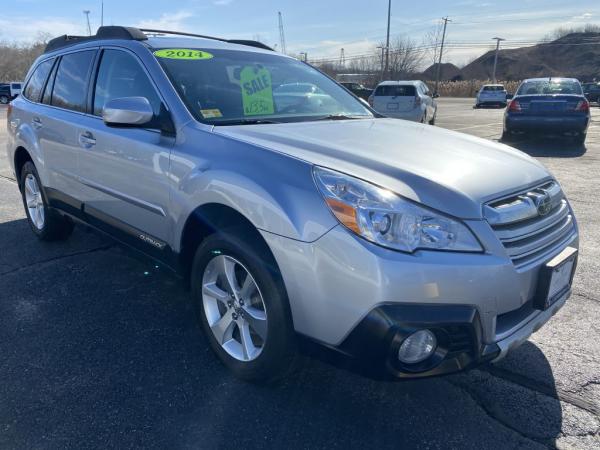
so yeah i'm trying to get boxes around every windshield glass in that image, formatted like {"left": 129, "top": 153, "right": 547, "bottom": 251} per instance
{"left": 154, "top": 48, "right": 373, "bottom": 124}
{"left": 517, "top": 80, "right": 582, "bottom": 96}
{"left": 482, "top": 86, "right": 504, "bottom": 91}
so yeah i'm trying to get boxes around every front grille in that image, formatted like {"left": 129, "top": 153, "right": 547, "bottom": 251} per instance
{"left": 484, "top": 181, "right": 577, "bottom": 269}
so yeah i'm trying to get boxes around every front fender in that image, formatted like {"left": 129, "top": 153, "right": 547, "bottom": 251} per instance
{"left": 169, "top": 129, "right": 338, "bottom": 250}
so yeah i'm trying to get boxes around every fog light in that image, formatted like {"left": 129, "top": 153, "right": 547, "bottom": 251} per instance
{"left": 398, "top": 330, "right": 437, "bottom": 364}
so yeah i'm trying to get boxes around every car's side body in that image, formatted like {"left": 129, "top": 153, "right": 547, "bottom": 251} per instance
{"left": 369, "top": 80, "right": 437, "bottom": 123}
{"left": 7, "top": 29, "right": 579, "bottom": 380}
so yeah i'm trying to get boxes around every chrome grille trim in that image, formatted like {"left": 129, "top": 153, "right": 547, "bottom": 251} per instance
{"left": 485, "top": 182, "right": 576, "bottom": 268}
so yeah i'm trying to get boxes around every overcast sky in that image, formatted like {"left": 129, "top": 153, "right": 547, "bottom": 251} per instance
{"left": 1, "top": 0, "right": 598, "bottom": 67}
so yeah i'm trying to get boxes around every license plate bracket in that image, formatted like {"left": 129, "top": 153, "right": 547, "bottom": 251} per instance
{"left": 533, "top": 247, "right": 578, "bottom": 310}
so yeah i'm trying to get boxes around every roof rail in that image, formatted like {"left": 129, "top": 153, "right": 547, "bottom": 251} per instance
{"left": 43, "top": 25, "right": 275, "bottom": 55}
{"left": 139, "top": 28, "right": 274, "bottom": 51}
{"left": 44, "top": 26, "right": 147, "bottom": 53}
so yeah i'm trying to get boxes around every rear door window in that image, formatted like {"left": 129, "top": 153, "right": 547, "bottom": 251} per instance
{"left": 51, "top": 50, "right": 96, "bottom": 113}
{"left": 93, "top": 49, "right": 161, "bottom": 116}
{"left": 375, "top": 85, "right": 416, "bottom": 97}
{"left": 23, "top": 59, "right": 54, "bottom": 102}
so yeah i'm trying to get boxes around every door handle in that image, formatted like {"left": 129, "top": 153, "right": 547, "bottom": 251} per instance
{"left": 78, "top": 131, "right": 96, "bottom": 148}
{"left": 32, "top": 117, "right": 43, "bottom": 130}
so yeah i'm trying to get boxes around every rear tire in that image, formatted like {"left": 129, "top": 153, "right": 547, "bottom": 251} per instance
{"left": 574, "top": 133, "right": 587, "bottom": 145}
{"left": 501, "top": 130, "right": 514, "bottom": 142}
{"left": 191, "top": 231, "right": 297, "bottom": 383}
{"left": 20, "top": 161, "right": 74, "bottom": 241}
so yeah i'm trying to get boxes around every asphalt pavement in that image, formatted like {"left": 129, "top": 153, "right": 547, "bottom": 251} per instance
{"left": 0, "top": 99, "right": 599, "bottom": 449}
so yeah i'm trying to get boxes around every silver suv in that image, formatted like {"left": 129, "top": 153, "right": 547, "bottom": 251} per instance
{"left": 7, "top": 27, "right": 579, "bottom": 381}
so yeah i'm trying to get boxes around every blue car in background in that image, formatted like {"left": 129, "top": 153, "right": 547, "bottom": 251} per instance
{"left": 503, "top": 78, "right": 590, "bottom": 144}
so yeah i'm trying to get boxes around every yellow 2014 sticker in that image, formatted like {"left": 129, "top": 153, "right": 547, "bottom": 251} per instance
{"left": 240, "top": 66, "right": 274, "bottom": 116}
{"left": 153, "top": 49, "right": 214, "bottom": 60}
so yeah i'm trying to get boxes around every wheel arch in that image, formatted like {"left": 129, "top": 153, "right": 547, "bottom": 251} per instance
{"left": 178, "top": 202, "right": 281, "bottom": 283}
{"left": 14, "top": 146, "right": 33, "bottom": 186}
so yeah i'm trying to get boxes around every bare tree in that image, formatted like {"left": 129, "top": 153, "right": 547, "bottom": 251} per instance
{"left": 0, "top": 33, "right": 51, "bottom": 82}
{"left": 386, "top": 36, "right": 424, "bottom": 79}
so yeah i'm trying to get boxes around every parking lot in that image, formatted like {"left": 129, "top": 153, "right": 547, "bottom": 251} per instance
{"left": 1, "top": 98, "right": 599, "bottom": 449}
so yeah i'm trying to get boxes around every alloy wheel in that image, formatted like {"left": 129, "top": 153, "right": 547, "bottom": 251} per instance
{"left": 24, "top": 174, "right": 45, "bottom": 230}
{"left": 201, "top": 254, "right": 268, "bottom": 362}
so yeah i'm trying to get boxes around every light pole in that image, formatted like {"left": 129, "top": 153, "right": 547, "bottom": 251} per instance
{"left": 433, "top": 17, "right": 450, "bottom": 96}
{"left": 83, "top": 10, "right": 92, "bottom": 36}
{"left": 492, "top": 37, "right": 505, "bottom": 83}
{"left": 384, "top": 0, "right": 392, "bottom": 79}
{"left": 376, "top": 45, "right": 386, "bottom": 81}
{"left": 101, "top": 0, "right": 104, "bottom": 27}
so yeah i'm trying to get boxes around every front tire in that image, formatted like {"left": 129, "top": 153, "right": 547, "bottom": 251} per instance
{"left": 191, "top": 232, "right": 296, "bottom": 382}
{"left": 0, "top": 95, "right": 9, "bottom": 104}
{"left": 20, "top": 161, "right": 73, "bottom": 241}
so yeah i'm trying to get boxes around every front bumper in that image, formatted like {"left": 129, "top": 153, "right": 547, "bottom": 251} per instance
{"left": 505, "top": 114, "right": 590, "bottom": 133}
{"left": 261, "top": 219, "right": 578, "bottom": 379}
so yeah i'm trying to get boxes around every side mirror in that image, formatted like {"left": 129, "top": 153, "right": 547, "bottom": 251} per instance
{"left": 506, "top": 93, "right": 514, "bottom": 100}
{"left": 432, "top": 93, "right": 440, "bottom": 99}
{"left": 102, "top": 97, "right": 154, "bottom": 127}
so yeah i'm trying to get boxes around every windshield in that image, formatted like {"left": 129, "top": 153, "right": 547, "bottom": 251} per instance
{"left": 482, "top": 86, "right": 504, "bottom": 91}
{"left": 154, "top": 48, "right": 373, "bottom": 124}
{"left": 517, "top": 80, "right": 582, "bottom": 96}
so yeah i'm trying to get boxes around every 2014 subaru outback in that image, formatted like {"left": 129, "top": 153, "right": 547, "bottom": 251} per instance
{"left": 6, "top": 27, "right": 579, "bottom": 381}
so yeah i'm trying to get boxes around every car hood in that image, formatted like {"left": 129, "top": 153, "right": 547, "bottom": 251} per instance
{"left": 213, "top": 118, "right": 551, "bottom": 219}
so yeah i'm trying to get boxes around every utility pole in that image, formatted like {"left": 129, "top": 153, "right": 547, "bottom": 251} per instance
{"left": 101, "top": 0, "right": 104, "bottom": 27}
{"left": 339, "top": 48, "right": 345, "bottom": 69}
{"left": 83, "top": 10, "right": 92, "bottom": 36}
{"left": 491, "top": 37, "right": 505, "bottom": 83}
{"left": 433, "top": 17, "right": 450, "bottom": 96}
{"left": 278, "top": 12, "right": 287, "bottom": 55}
{"left": 376, "top": 45, "right": 385, "bottom": 81}
{"left": 384, "top": 0, "right": 391, "bottom": 79}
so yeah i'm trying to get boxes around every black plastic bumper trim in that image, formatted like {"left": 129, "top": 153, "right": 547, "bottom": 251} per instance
{"left": 336, "top": 304, "right": 500, "bottom": 379}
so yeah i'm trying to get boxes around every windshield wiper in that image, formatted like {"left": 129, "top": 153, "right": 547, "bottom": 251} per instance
{"left": 213, "top": 118, "right": 282, "bottom": 126}
{"left": 313, "top": 114, "right": 371, "bottom": 121}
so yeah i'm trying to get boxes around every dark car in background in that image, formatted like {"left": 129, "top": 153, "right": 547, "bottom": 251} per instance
{"left": 583, "top": 82, "right": 600, "bottom": 104}
{"left": 340, "top": 82, "right": 373, "bottom": 101}
{"left": 503, "top": 78, "right": 590, "bottom": 144}
{"left": 0, "top": 82, "right": 22, "bottom": 104}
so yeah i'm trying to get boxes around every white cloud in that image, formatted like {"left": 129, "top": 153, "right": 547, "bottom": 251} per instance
{"left": 0, "top": 17, "right": 83, "bottom": 42}
{"left": 136, "top": 11, "right": 193, "bottom": 31}
{"left": 572, "top": 12, "right": 593, "bottom": 20}
{"left": 213, "top": 0, "right": 234, "bottom": 5}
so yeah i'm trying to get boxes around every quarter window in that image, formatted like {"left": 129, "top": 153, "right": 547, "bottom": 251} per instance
{"left": 93, "top": 49, "right": 161, "bottom": 117}
{"left": 23, "top": 59, "right": 54, "bottom": 102}
{"left": 51, "top": 50, "right": 96, "bottom": 113}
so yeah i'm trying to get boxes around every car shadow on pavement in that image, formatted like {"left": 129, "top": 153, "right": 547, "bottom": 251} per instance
{"left": 502, "top": 136, "right": 587, "bottom": 158}
{"left": 0, "top": 219, "right": 563, "bottom": 449}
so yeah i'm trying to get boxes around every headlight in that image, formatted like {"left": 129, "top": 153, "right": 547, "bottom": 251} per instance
{"left": 313, "top": 167, "right": 482, "bottom": 253}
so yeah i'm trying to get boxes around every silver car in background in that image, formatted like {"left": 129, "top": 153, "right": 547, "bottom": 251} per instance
{"left": 7, "top": 26, "right": 579, "bottom": 382}
{"left": 369, "top": 80, "right": 438, "bottom": 124}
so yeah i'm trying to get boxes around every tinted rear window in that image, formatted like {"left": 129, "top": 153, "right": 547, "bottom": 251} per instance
{"left": 482, "top": 86, "right": 504, "bottom": 91}
{"left": 23, "top": 59, "right": 54, "bottom": 102}
{"left": 51, "top": 50, "right": 95, "bottom": 112}
{"left": 517, "top": 80, "right": 582, "bottom": 96}
{"left": 374, "top": 85, "right": 416, "bottom": 96}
